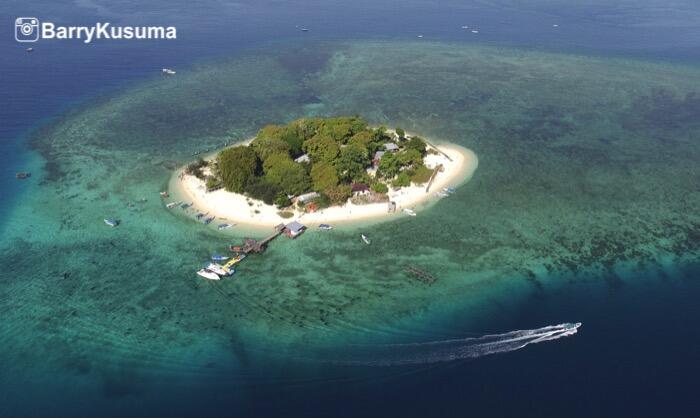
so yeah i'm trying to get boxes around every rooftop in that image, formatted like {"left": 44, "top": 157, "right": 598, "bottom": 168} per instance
{"left": 286, "top": 221, "right": 306, "bottom": 233}
{"left": 384, "top": 143, "right": 400, "bottom": 151}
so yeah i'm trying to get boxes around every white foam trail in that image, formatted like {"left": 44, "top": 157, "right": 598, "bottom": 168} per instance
{"left": 335, "top": 323, "right": 581, "bottom": 366}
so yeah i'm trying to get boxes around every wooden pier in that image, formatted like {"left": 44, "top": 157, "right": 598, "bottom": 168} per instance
{"left": 239, "top": 224, "right": 286, "bottom": 254}
{"left": 403, "top": 265, "right": 437, "bottom": 284}
{"left": 425, "top": 164, "right": 444, "bottom": 193}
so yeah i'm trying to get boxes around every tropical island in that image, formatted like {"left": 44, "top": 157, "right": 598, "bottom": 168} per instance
{"left": 170, "top": 116, "right": 478, "bottom": 229}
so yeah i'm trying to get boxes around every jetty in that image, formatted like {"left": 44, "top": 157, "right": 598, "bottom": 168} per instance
{"left": 236, "top": 223, "right": 287, "bottom": 254}
{"left": 403, "top": 265, "right": 437, "bottom": 284}
{"left": 425, "top": 164, "right": 444, "bottom": 192}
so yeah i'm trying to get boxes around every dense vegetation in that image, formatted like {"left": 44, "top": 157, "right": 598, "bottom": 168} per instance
{"left": 212, "top": 116, "right": 429, "bottom": 206}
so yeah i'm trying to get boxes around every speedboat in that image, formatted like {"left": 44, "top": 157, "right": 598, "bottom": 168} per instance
{"left": 196, "top": 268, "right": 220, "bottom": 280}
{"left": 206, "top": 262, "right": 232, "bottom": 276}
{"left": 471, "top": 30, "right": 479, "bottom": 34}
{"left": 319, "top": 224, "right": 333, "bottom": 230}
{"left": 26, "top": 47, "right": 33, "bottom": 53}
{"left": 403, "top": 208, "right": 417, "bottom": 217}
{"left": 162, "top": 68, "right": 176, "bottom": 75}
{"left": 211, "top": 253, "right": 229, "bottom": 262}
{"left": 223, "top": 253, "right": 246, "bottom": 270}
{"left": 300, "top": 27, "right": 309, "bottom": 32}
{"left": 361, "top": 234, "right": 371, "bottom": 245}
{"left": 204, "top": 216, "right": 215, "bottom": 225}
{"left": 218, "top": 223, "right": 233, "bottom": 230}
{"left": 417, "top": 34, "right": 424, "bottom": 38}
{"left": 104, "top": 218, "right": 119, "bottom": 227}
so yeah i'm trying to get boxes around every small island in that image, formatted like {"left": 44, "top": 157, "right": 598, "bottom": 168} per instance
{"left": 170, "top": 116, "right": 478, "bottom": 229}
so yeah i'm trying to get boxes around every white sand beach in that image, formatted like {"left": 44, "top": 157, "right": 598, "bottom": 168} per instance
{"left": 169, "top": 142, "right": 478, "bottom": 231}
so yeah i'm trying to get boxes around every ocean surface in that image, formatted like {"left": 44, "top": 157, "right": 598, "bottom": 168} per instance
{"left": 1, "top": 1, "right": 699, "bottom": 417}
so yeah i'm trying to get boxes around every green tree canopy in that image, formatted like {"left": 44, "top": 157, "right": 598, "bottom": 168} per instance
{"left": 405, "top": 136, "right": 427, "bottom": 154}
{"left": 303, "top": 133, "right": 340, "bottom": 164}
{"left": 395, "top": 127, "right": 405, "bottom": 138}
{"left": 324, "top": 184, "right": 352, "bottom": 205}
{"left": 263, "top": 153, "right": 311, "bottom": 195}
{"left": 336, "top": 143, "right": 370, "bottom": 182}
{"left": 378, "top": 152, "right": 401, "bottom": 179}
{"left": 397, "top": 148, "right": 423, "bottom": 167}
{"left": 250, "top": 136, "right": 291, "bottom": 162}
{"left": 218, "top": 146, "right": 258, "bottom": 193}
{"left": 310, "top": 162, "right": 339, "bottom": 192}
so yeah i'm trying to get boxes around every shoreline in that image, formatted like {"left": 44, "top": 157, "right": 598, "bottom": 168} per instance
{"left": 168, "top": 141, "right": 478, "bottom": 232}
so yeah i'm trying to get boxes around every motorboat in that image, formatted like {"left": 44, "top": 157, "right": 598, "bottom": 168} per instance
{"left": 206, "top": 262, "right": 232, "bottom": 276}
{"left": 361, "top": 234, "right": 371, "bottom": 245}
{"left": 204, "top": 216, "right": 215, "bottom": 225}
{"left": 403, "top": 208, "right": 417, "bottom": 217}
{"left": 211, "top": 254, "right": 229, "bottom": 262}
{"left": 196, "top": 268, "right": 220, "bottom": 280}
{"left": 218, "top": 223, "right": 233, "bottom": 230}
{"left": 319, "top": 224, "right": 333, "bottom": 230}
{"left": 166, "top": 201, "right": 180, "bottom": 209}
{"left": 162, "top": 68, "right": 176, "bottom": 75}
{"left": 104, "top": 218, "right": 119, "bottom": 227}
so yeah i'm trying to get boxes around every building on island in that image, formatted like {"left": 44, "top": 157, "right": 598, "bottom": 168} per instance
{"left": 372, "top": 150, "right": 385, "bottom": 167}
{"left": 294, "top": 154, "right": 310, "bottom": 163}
{"left": 296, "top": 191, "right": 320, "bottom": 204}
{"left": 383, "top": 143, "right": 400, "bottom": 152}
{"left": 351, "top": 183, "right": 370, "bottom": 197}
{"left": 285, "top": 221, "right": 306, "bottom": 239}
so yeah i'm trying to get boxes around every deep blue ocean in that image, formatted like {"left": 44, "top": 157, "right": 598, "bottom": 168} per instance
{"left": 1, "top": 1, "right": 699, "bottom": 416}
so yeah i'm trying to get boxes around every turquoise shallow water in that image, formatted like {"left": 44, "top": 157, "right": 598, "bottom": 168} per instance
{"left": 1, "top": 39, "right": 699, "bottom": 416}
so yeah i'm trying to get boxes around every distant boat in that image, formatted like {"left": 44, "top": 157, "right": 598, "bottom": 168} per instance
{"left": 461, "top": 26, "right": 469, "bottom": 29}
{"left": 361, "top": 234, "right": 371, "bottom": 245}
{"left": 471, "top": 30, "right": 479, "bottom": 34}
{"left": 15, "top": 172, "right": 31, "bottom": 179}
{"left": 403, "top": 208, "right": 417, "bottom": 217}
{"left": 417, "top": 34, "right": 424, "bottom": 38}
{"left": 300, "top": 27, "right": 309, "bottom": 32}
{"left": 26, "top": 47, "right": 33, "bottom": 53}
{"left": 552, "top": 24, "right": 559, "bottom": 28}
{"left": 104, "top": 218, "right": 119, "bottom": 227}
{"left": 162, "top": 68, "right": 176, "bottom": 75}
{"left": 218, "top": 223, "right": 233, "bottom": 230}
{"left": 211, "top": 254, "right": 229, "bottom": 262}
{"left": 197, "top": 268, "right": 221, "bottom": 280}
{"left": 319, "top": 224, "right": 333, "bottom": 231}
{"left": 204, "top": 216, "right": 215, "bottom": 225}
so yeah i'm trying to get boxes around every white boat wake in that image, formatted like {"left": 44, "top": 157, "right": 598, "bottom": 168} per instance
{"left": 334, "top": 323, "right": 581, "bottom": 366}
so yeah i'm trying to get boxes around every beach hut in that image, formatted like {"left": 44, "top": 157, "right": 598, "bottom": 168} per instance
{"left": 372, "top": 150, "right": 385, "bottom": 167}
{"left": 285, "top": 221, "right": 306, "bottom": 238}
{"left": 383, "top": 143, "right": 400, "bottom": 152}
{"left": 296, "top": 191, "right": 320, "bottom": 204}
{"left": 351, "top": 183, "right": 370, "bottom": 197}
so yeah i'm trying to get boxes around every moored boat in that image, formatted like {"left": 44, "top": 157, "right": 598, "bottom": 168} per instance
{"left": 204, "top": 216, "right": 215, "bottom": 225}
{"left": 166, "top": 201, "right": 180, "bottom": 209}
{"left": 160, "top": 191, "right": 169, "bottom": 198}
{"left": 403, "top": 208, "right": 417, "bottom": 217}
{"left": 104, "top": 218, "right": 119, "bottom": 227}
{"left": 162, "top": 68, "right": 176, "bottom": 75}
{"left": 319, "top": 224, "right": 333, "bottom": 230}
{"left": 211, "top": 253, "right": 229, "bottom": 262}
{"left": 196, "top": 268, "right": 220, "bottom": 280}
{"left": 206, "top": 262, "right": 232, "bottom": 276}
{"left": 218, "top": 223, "right": 233, "bottom": 230}
{"left": 361, "top": 234, "right": 371, "bottom": 245}
{"left": 223, "top": 253, "right": 246, "bottom": 270}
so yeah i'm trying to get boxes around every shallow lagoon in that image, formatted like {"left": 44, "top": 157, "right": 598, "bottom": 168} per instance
{"left": 1, "top": 41, "right": 699, "bottom": 415}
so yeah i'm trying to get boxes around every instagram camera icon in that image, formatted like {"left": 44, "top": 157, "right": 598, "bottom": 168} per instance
{"left": 15, "top": 17, "right": 40, "bottom": 42}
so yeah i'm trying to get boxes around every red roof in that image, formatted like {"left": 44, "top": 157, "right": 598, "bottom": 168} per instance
{"left": 351, "top": 183, "right": 369, "bottom": 192}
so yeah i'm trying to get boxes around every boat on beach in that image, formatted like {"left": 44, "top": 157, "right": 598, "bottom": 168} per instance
{"left": 361, "top": 234, "right": 371, "bottom": 245}
{"left": 196, "top": 268, "right": 220, "bottom": 280}
{"left": 319, "top": 224, "right": 333, "bottom": 230}
{"left": 104, "top": 218, "right": 119, "bottom": 227}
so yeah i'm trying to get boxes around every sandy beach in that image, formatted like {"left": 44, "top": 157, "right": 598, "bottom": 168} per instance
{"left": 169, "top": 142, "right": 478, "bottom": 231}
